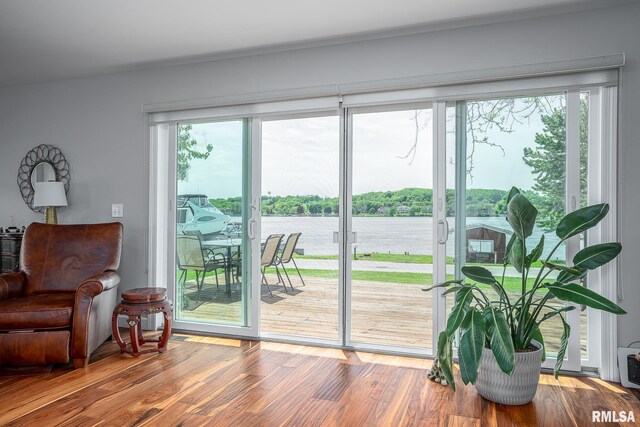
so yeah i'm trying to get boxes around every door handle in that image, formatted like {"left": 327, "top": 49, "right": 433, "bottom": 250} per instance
{"left": 248, "top": 219, "right": 256, "bottom": 240}
{"left": 333, "top": 231, "right": 339, "bottom": 243}
{"left": 437, "top": 219, "right": 449, "bottom": 244}
{"left": 351, "top": 232, "right": 358, "bottom": 244}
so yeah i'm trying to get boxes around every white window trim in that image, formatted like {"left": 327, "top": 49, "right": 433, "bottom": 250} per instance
{"left": 585, "top": 86, "right": 619, "bottom": 381}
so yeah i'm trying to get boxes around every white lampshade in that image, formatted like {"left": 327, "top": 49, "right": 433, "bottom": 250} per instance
{"left": 33, "top": 181, "right": 68, "bottom": 207}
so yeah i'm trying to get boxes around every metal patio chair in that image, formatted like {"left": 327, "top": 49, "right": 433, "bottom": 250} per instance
{"left": 276, "top": 232, "right": 306, "bottom": 291}
{"left": 177, "top": 234, "right": 227, "bottom": 301}
{"left": 261, "top": 233, "right": 285, "bottom": 297}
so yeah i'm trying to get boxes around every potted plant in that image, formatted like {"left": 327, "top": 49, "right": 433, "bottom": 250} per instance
{"left": 425, "top": 187, "right": 624, "bottom": 405}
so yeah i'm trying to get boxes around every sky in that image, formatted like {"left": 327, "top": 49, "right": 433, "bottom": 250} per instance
{"left": 177, "top": 98, "right": 562, "bottom": 199}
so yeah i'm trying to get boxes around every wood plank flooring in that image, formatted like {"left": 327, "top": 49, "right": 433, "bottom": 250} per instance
{"left": 1, "top": 334, "right": 638, "bottom": 426}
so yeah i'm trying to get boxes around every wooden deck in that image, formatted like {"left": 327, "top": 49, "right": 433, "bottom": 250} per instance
{"left": 179, "top": 274, "right": 432, "bottom": 348}
{"left": 0, "top": 335, "right": 637, "bottom": 426}
{"left": 178, "top": 273, "right": 586, "bottom": 354}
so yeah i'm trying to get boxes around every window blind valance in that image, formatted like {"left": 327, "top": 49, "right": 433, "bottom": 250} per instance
{"left": 145, "top": 53, "right": 623, "bottom": 123}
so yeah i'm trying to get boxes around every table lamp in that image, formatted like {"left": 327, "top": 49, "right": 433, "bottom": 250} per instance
{"left": 33, "top": 181, "right": 68, "bottom": 224}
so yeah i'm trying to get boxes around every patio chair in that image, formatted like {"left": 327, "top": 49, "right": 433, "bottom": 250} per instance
{"left": 230, "top": 249, "right": 242, "bottom": 283}
{"left": 177, "top": 235, "right": 227, "bottom": 301}
{"left": 276, "top": 232, "right": 306, "bottom": 291}
{"left": 261, "top": 233, "right": 285, "bottom": 297}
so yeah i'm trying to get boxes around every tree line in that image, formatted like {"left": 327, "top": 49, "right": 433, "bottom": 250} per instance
{"left": 210, "top": 188, "right": 547, "bottom": 218}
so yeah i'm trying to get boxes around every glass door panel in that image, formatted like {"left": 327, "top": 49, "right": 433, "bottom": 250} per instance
{"left": 260, "top": 115, "right": 340, "bottom": 341}
{"left": 174, "top": 119, "right": 251, "bottom": 327}
{"left": 349, "top": 107, "right": 434, "bottom": 351}
{"left": 446, "top": 94, "right": 582, "bottom": 370}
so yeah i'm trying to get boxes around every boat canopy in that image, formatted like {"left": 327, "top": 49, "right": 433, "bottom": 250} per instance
{"left": 177, "top": 194, "right": 224, "bottom": 214}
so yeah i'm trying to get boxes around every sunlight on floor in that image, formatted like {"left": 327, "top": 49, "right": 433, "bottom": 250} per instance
{"left": 355, "top": 351, "right": 433, "bottom": 369}
{"left": 588, "top": 377, "right": 629, "bottom": 394}
{"left": 260, "top": 341, "right": 348, "bottom": 360}
{"left": 180, "top": 335, "right": 243, "bottom": 347}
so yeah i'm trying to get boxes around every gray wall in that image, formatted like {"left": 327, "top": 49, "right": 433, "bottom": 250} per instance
{"left": 1, "top": 3, "right": 638, "bottom": 346}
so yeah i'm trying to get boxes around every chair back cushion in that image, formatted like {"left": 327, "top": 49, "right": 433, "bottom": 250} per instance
{"left": 280, "top": 233, "right": 301, "bottom": 263}
{"left": 21, "top": 222, "right": 123, "bottom": 295}
{"left": 177, "top": 235, "right": 206, "bottom": 269}
{"left": 261, "top": 234, "right": 284, "bottom": 268}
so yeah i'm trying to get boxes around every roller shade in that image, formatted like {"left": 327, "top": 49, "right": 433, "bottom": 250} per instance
{"left": 145, "top": 54, "right": 623, "bottom": 122}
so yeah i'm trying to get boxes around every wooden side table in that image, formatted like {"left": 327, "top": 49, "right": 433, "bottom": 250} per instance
{"left": 112, "top": 287, "right": 173, "bottom": 357}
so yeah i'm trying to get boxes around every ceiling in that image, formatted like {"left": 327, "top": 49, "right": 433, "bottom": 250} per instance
{"left": 0, "top": 0, "right": 622, "bottom": 87}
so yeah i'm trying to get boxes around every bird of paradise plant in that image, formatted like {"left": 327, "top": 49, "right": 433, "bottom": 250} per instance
{"left": 425, "top": 187, "right": 624, "bottom": 390}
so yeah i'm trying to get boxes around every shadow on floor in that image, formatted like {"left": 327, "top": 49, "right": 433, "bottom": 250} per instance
{"left": 180, "top": 280, "right": 305, "bottom": 310}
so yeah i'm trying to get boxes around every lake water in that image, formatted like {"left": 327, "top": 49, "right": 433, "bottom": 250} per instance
{"left": 259, "top": 216, "right": 566, "bottom": 261}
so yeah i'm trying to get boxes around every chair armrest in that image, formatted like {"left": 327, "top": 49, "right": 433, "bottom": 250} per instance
{"left": 78, "top": 271, "right": 120, "bottom": 297}
{"left": 71, "top": 271, "right": 121, "bottom": 361}
{"left": 0, "top": 272, "right": 26, "bottom": 301}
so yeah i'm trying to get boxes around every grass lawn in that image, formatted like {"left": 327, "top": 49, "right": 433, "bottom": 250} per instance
{"left": 264, "top": 267, "right": 538, "bottom": 293}
{"left": 178, "top": 262, "right": 542, "bottom": 294}
{"left": 299, "top": 252, "right": 563, "bottom": 267}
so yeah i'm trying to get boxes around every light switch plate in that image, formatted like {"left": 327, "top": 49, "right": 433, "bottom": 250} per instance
{"left": 112, "top": 204, "right": 123, "bottom": 218}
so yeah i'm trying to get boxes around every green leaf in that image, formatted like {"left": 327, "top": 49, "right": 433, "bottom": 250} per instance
{"left": 442, "top": 285, "right": 466, "bottom": 295}
{"left": 437, "top": 331, "right": 455, "bottom": 390}
{"left": 422, "top": 279, "right": 463, "bottom": 292}
{"left": 540, "top": 305, "right": 576, "bottom": 323}
{"left": 506, "top": 193, "right": 538, "bottom": 239}
{"left": 573, "top": 243, "right": 622, "bottom": 270}
{"left": 446, "top": 288, "right": 473, "bottom": 336}
{"left": 437, "top": 330, "right": 448, "bottom": 359}
{"left": 554, "top": 316, "right": 571, "bottom": 379}
{"left": 489, "top": 282, "right": 508, "bottom": 305}
{"left": 455, "top": 286, "right": 474, "bottom": 306}
{"left": 526, "top": 235, "right": 545, "bottom": 268}
{"left": 530, "top": 325, "right": 546, "bottom": 362}
{"left": 458, "top": 309, "right": 485, "bottom": 385}
{"left": 556, "top": 204, "right": 609, "bottom": 240}
{"left": 504, "top": 233, "right": 516, "bottom": 264}
{"left": 556, "top": 267, "right": 588, "bottom": 284}
{"left": 483, "top": 307, "right": 515, "bottom": 375}
{"left": 461, "top": 266, "right": 497, "bottom": 285}
{"left": 506, "top": 186, "right": 521, "bottom": 204}
{"left": 542, "top": 262, "right": 582, "bottom": 276}
{"left": 509, "top": 236, "right": 526, "bottom": 273}
{"left": 546, "top": 283, "right": 626, "bottom": 314}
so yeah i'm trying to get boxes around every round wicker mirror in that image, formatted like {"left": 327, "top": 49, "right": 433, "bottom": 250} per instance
{"left": 17, "top": 144, "right": 70, "bottom": 213}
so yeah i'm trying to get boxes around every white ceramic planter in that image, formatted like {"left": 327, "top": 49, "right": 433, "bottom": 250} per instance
{"left": 475, "top": 340, "right": 543, "bottom": 405}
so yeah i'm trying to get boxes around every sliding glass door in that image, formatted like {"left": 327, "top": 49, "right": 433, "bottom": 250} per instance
{"left": 446, "top": 93, "right": 583, "bottom": 371}
{"left": 173, "top": 119, "right": 254, "bottom": 332}
{"left": 153, "top": 83, "right": 610, "bottom": 364}
{"left": 260, "top": 114, "right": 341, "bottom": 342}
{"left": 345, "top": 105, "right": 438, "bottom": 353}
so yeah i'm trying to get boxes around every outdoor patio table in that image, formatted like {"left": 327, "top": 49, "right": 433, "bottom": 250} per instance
{"left": 202, "top": 238, "right": 243, "bottom": 296}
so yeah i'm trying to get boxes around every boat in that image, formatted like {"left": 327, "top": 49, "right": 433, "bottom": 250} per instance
{"left": 176, "top": 194, "right": 230, "bottom": 239}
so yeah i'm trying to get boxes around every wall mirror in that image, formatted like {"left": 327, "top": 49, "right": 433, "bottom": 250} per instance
{"left": 17, "top": 144, "right": 71, "bottom": 213}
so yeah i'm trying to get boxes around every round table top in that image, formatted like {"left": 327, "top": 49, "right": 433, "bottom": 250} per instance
{"left": 121, "top": 287, "right": 167, "bottom": 303}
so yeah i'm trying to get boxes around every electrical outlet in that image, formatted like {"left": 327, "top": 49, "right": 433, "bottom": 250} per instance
{"left": 112, "top": 204, "right": 123, "bottom": 218}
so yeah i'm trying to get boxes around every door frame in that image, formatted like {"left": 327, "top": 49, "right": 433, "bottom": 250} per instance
{"left": 342, "top": 101, "right": 443, "bottom": 356}
{"left": 166, "top": 118, "right": 260, "bottom": 338}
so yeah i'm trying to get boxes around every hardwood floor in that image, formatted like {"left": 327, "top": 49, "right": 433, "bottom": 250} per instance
{"left": 0, "top": 334, "right": 638, "bottom": 426}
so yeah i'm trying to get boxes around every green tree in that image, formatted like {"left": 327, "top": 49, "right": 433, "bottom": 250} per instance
{"left": 178, "top": 124, "right": 213, "bottom": 182}
{"left": 308, "top": 203, "right": 322, "bottom": 214}
{"left": 523, "top": 99, "right": 588, "bottom": 230}
{"left": 323, "top": 206, "right": 333, "bottom": 215}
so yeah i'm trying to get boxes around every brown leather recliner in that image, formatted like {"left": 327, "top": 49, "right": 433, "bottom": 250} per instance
{"left": 0, "top": 222, "right": 123, "bottom": 368}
